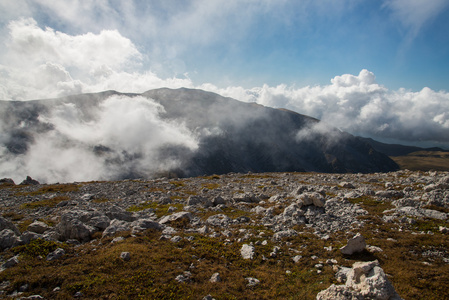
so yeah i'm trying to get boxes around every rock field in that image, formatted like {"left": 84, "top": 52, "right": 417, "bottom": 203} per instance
{"left": 0, "top": 170, "right": 448, "bottom": 299}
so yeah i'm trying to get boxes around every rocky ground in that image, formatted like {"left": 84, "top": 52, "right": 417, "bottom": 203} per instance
{"left": 0, "top": 170, "right": 448, "bottom": 299}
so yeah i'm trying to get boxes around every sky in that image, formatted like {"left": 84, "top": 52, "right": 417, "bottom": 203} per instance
{"left": 0, "top": 0, "right": 449, "bottom": 149}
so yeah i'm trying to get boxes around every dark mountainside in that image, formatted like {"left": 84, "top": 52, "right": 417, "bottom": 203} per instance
{"left": 0, "top": 88, "right": 398, "bottom": 182}
{"left": 144, "top": 88, "right": 398, "bottom": 175}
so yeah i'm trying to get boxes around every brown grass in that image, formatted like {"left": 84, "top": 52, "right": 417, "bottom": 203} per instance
{"left": 16, "top": 184, "right": 80, "bottom": 196}
{"left": 20, "top": 195, "right": 70, "bottom": 209}
{"left": 391, "top": 151, "right": 449, "bottom": 171}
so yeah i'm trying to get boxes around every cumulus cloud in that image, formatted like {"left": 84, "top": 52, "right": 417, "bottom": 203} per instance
{"left": 0, "top": 95, "right": 199, "bottom": 183}
{"left": 0, "top": 18, "right": 193, "bottom": 100}
{"left": 205, "top": 70, "right": 449, "bottom": 148}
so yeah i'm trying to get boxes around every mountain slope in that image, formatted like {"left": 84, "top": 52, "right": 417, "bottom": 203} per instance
{"left": 0, "top": 88, "right": 398, "bottom": 182}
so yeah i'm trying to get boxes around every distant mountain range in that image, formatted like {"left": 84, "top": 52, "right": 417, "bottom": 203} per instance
{"left": 0, "top": 88, "right": 400, "bottom": 182}
{"left": 359, "top": 137, "right": 448, "bottom": 156}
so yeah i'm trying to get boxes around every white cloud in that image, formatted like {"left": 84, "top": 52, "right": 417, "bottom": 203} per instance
{"left": 204, "top": 70, "right": 449, "bottom": 147}
{"left": 383, "top": 0, "right": 449, "bottom": 40}
{"left": 0, "top": 95, "right": 199, "bottom": 183}
{"left": 0, "top": 18, "right": 192, "bottom": 100}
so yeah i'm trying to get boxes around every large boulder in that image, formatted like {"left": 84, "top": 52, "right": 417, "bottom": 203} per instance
{"left": 131, "top": 219, "right": 163, "bottom": 234}
{"left": 317, "top": 260, "right": 402, "bottom": 300}
{"left": 187, "top": 195, "right": 212, "bottom": 207}
{"left": 282, "top": 203, "right": 306, "bottom": 225}
{"left": 0, "top": 229, "right": 19, "bottom": 250}
{"left": 27, "top": 221, "right": 51, "bottom": 234}
{"left": 159, "top": 212, "right": 192, "bottom": 225}
{"left": 102, "top": 219, "right": 130, "bottom": 238}
{"left": 205, "top": 214, "right": 232, "bottom": 227}
{"left": 297, "top": 192, "right": 326, "bottom": 207}
{"left": 105, "top": 206, "right": 135, "bottom": 222}
{"left": 233, "top": 193, "right": 260, "bottom": 204}
{"left": 0, "top": 216, "right": 20, "bottom": 235}
{"left": 340, "top": 233, "right": 366, "bottom": 255}
{"left": 56, "top": 210, "right": 98, "bottom": 242}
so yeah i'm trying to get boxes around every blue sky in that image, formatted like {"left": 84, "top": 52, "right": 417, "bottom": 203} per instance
{"left": 1, "top": 0, "right": 449, "bottom": 148}
{"left": 3, "top": 0, "right": 447, "bottom": 91}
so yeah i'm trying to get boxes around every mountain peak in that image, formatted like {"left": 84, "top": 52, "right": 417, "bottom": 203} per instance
{"left": 0, "top": 88, "right": 398, "bottom": 183}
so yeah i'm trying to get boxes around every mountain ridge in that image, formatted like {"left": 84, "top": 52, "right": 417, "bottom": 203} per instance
{"left": 0, "top": 88, "right": 398, "bottom": 182}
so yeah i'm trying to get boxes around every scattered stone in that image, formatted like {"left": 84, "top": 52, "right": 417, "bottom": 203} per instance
{"left": 20, "top": 176, "right": 40, "bottom": 185}
{"left": 273, "top": 229, "right": 298, "bottom": 240}
{"left": 120, "top": 252, "right": 131, "bottom": 261}
{"left": 131, "top": 219, "right": 162, "bottom": 233}
{"left": 175, "top": 271, "right": 192, "bottom": 283}
{"left": 241, "top": 244, "right": 255, "bottom": 260}
{"left": 339, "top": 182, "right": 355, "bottom": 189}
{"left": 159, "top": 212, "right": 192, "bottom": 225}
{"left": 1, "top": 256, "right": 19, "bottom": 269}
{"left": 0, "top": 217, "right": 20, "bottom": 235}
{"left": 111, "top": 237, "right": 125, "bottom": 244}
{"left": 27, "top": 221, "right": 50, "bottom": 234}
{"left": 170, "top": 236, "right": 182, "bottom": 243}
{"left": 245, "top": 277, "right": 260, "bottom": 287}
{"left": 19, "top": 283, "right": 29, "bottom": 292}
{"left": 47, "top": 248, "right": 65, "bottom": 261}
{"left": 212, "top": 196, "right": 226, "bottom": 206}
{"left": 0, "top": 229, "right": 19, "bottom": 250}
{"left": 102, "top": 219, "right": 129, "bottom": 238}
{"left": 187, "top": 195, "right": 212, "bottom": 207}
{"left": 202, "top": 295, "right": 215, "bottom": 300}
{"left": 74, "top": 291, "right": 83, "bottom": 297}
{"left": 206, "top": 214, "right": 232, "bottom": 227}
{"left": 234, "top": 193, "right": 259, "bottom": 203}
{"left": 367, "top": 245, "right": 384, "bottom": 253}
{"left": 340, "top": 233, "right": 366, "bottom": 255}
{"left": 19, "top": 295, "right": 44, "bottom": 300}
{"left": 210, "top": 272, "right": 221, "bottom": 283}
{"left": 270, "top": 246, "right": 280, "bottom": 258}
{"left": 292, "top": 255, "right": 302, "bottom": 263}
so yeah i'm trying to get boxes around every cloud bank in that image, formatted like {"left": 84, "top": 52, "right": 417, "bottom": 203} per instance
{"left": 205, "top": 70, "right": 449, "bottom": 148}
{"left": 0, "top": 95, "right": 198, "bottom": 183}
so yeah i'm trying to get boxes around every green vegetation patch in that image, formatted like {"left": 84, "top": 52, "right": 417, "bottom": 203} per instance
{"left": 201, "top": 182, "right": 221, "bottom": 190}
{"left": 348, "top": 196, "right": 394, "bottom": 216}
{"left": 2, "top": 211, "right": 24, "bottom": 221}
{"left": 20, "top": 195, "right": 70, "bottom": 209}
{"left": 20, "top": 184, "right": 80, "bottom": 196}
{"left": 12, "top": 239, "right": 68, "bottom": 258}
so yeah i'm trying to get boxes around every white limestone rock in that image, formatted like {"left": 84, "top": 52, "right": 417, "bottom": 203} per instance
{"left": 241, "top": 244, "right": 255, "bottom": 260}
{"left": 210, "top": 272, "right": 221, "bottom": 283}
{"left": 27, "top": 221, "right": 50, "bottom": 234}
{"left": 246, "top": 277, "right": 260, "bottom": 287}
{"left": 317, "top": 260, "right": 403, "bottom": 300}
{"left": 159, "top": 212, "right": 192, "bottom": 225}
